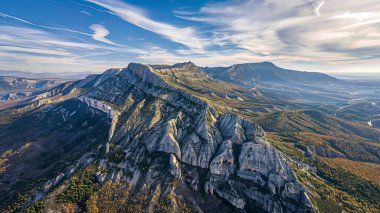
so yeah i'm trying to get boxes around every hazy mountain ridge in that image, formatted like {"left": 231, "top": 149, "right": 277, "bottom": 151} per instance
{"left": 204, "top": 62, "right": 338, "bottom": 86}
{"left": 203, "top": 62, "right": 380, "bottom": 105}
{"left": 0, "top": 76, "right": 67, "bottom": 108}
{"left": 0, "top": 70, "right": 92, "bottom": 80}
{"left": 0, "top": 76, "right": 65, "bottom": 91}
{"left": 0, "top": 69, "right": 123, "bottom": 110}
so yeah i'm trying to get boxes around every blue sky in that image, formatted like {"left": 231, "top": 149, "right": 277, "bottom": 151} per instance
{"left": 0, "top": 0, "right": 379, "bottom": 73}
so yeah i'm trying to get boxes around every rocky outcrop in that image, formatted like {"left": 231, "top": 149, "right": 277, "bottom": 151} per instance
{"left": 169, "top": 154, "right": 182, "bottom": 180}
{"left": 306, "top": 145, "right": 345, "bottom": 158}
{"left": 210, "top": 140, "right": 235, "bottom": 175}
{"left": 79, "top": 63, "right": 314, "bottom": 212}
{"left": 79, "top": 96, "right": 116, "bottom": 119}
{"left": 12, "top": 62, "right": 313, "bottom": 212}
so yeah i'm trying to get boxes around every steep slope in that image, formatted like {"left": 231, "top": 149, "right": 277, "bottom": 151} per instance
{"left": 78, "top": 63, "right": 313, "bottom": 212}
{"left": 0, "top": 69, "right": 121, "bottom": 111}
{"left": 0, "top": 99, "right": 111, "bottom": 208}
{"left": 1, "top": 63, "right": 313, "bottom": 212}
{"left": 253, "top": 109, "right": 380, "bottom": 211}
{"left": 0, "top": 69, "right": 123, "bottom": 211}
{"left": 0, "top": 76, "right": 67, "bottom": 110}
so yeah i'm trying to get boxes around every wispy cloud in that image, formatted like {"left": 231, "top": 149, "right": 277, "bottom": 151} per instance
{"left": 0, "top": 45, "right": 71, "bottom": 56}
{"left": 84, "top": 0, "right": 208, "bottom": 52}
{"left": 89, "top": 24, "right": 115, "bottom": 45}
{"left": 0, "top": 25, "right": 146, "bottom": 72}
{"left": 0, "top": 12, "right": 91, "bottom": 36}
{"left": 0, "top": 26, "right": 98, "bottom": 51}
{"left": 137, "top": 48, "right": 269, "bottom": 67}
{"left": 0, "top": 11, "right": 119, "bottom": 45}
{"left": 176, "top": 0, "right": 380, "bottom": 70}
{"left": 80, "top": 10, "right": 92, "bottom": 16}
{"left": 1, "top": 0, "right": 379, "bottom": 73}
{"left": 314, "top": 0, "right": 325, "bottom": 16}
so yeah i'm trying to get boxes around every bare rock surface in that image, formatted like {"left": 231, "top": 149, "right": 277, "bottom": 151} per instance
{"left": 78, "top": 63, "right": 313, "bottom": 212}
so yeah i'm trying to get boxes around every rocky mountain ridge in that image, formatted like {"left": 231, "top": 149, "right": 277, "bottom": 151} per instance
{"left": 73, "top": 63, "right": 313, "bottom": 211}
{"left": 1, "top": 61, "right": 380, "bottom": 212}
{"left": 0, "top": 63, "right": 314, "bottom": 212}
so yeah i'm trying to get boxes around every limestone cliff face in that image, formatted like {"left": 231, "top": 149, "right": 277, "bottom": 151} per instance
{"left": 77, "top": 63, "right": 313, "bottom": 212}
{"left": 79, "top": 96, "right": 116, "bottom": 118}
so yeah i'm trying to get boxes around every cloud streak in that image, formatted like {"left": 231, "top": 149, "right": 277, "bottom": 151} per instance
{"left": 176, "top": 0, "right": 380, "bottom": 70}
{"left": 0, "top": 12, "right": 91, "bottom": 36}
{"left": 1, "top": 0, "right": 379, "bottom": 73}
{"left": 315, "top": 0, "right": 325, "bottom": 16}
{"left": 84, "top": 0, "right": 208, "bottom": 52}
{"left": 0, "top": 11, "right": 120, "bottom": 45}
{"left": 0, "top": 25, "right": 148, "bottom": 72}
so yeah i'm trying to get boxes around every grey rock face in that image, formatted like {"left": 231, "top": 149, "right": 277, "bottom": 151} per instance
{"left": 238, "top": 142, "right": 293, "bottom": 179}
{"left": 76, "top": 63, "right": 313, "bottom": 212}
{"left": 210, "top": 140, "right": 235, "bottom": 175}
{"left": 169, "top": 154, "right": 182, "bottom": 180}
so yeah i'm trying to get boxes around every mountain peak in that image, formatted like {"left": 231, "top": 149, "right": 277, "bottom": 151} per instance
{"left": 233, "top": 61, "right": 276, "bottom": 68}
{"left": 172, "top": 61, "right": 197, "bottom": 68}
{"left": 256, "top": 61, "right": 275, "bottom": 66}
{"left": 258, "top": 61, "right": 276, "bottom": 67}
{"left": 122, "top": 62, "right": 175, "bottom": 90}
{"left": 127, "top": 62, "right": 152, "bottom": 70}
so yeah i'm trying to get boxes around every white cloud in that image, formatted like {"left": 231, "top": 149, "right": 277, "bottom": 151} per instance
{"left": 0, "top": 25, "right": 145, "bottom": 53}
{"left": 0, "top": 25, "right": 147, "bottom": 72}
{"left": 81, "top": 10, "right": 92, "bottom": 16}
{"left": 0, "top": 51, "right": 129, "bottom": 72}
{"left": 0, "top": 46, "right": 71, "bottom": 56}
{"left": 84, "top": 0, "right": 208, "bottom": 52}
{"left": 89, "top": 24, "right": 115, "bottom": 45}
{"left": 0, "top": 12, "right": 91, "bottom": 36}
{"left": 1, "top": 1, "right": 379, "bottom": 73}
{"left": 314, "top": 0, "right": 324, "bottom": 16}
{"left": 176, "top": 0, "right": 380, "bottom": 70}
{"left": 137, "top": 47, "right": 270, "bottom": 67}
{"left": 0, "top": 12, "right": 119, "bottom": 45}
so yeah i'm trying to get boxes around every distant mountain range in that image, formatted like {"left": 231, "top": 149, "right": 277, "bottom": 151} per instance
{"left": 204, "top": 62, "right": 338, "bottom": 87}
{"left": 331, "top": 73, "right": 380, "bottom": 80}
{"left": 1, "top": 62, "right": 339, "bottom": 83}
{"left": 0, "top": 76, "right": 67, "bottom": 104}
{"left": 0, "top": 76, "right": 66, "bottom": 91}
{"left": 0, "top": 70, "right": 92, "bottom": 80}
